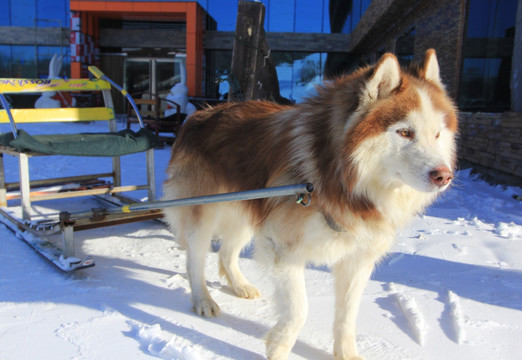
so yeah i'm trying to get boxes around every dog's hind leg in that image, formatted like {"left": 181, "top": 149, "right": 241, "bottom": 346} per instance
{"left": 218, "top": 224, "right": 261, "bottom": 299}
{"left": 266, "top": 262, "right": 308, "bottom": 360}
{"left": 182, "top": 208, "right": 221, "bottom": 317}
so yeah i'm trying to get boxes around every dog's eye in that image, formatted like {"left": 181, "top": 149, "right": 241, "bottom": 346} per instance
{"left": 397, "top": 129, "right": 414, "bottom": 140}
{"left": 435, "top": 131, "right": 440, "bottom": 139}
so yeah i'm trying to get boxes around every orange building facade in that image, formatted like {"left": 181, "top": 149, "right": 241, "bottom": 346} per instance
{"left": 69, "top": 1, "right": 206, "bottom": 96}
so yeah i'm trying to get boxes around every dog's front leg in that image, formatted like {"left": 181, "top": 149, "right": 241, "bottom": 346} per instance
{"left": 266, "top": 262, "right": 308, "bottom": 360}
{"left": 332, "top": 256, "right": 376, "bottom": 360}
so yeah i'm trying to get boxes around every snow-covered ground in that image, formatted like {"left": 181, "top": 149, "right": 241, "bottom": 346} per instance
{"left": 1, "top": 120, "right": 521, "bottom": 359}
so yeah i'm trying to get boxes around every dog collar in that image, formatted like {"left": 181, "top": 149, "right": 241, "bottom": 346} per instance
{"left": 324, "top": 213, "right": 347, "bottom": 233}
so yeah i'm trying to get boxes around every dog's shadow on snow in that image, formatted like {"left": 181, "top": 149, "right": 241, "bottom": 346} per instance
{"left": 87, "top": 256, "right": 331, "bottom": 360}
{"left": 370, "top": 252, "right": 522, "bottom": 345}
{"left": 76, "top": 256, "right": 273, "bottom": 360}
{"left": 372, "top": 252, "right": 522, "bottom": 311}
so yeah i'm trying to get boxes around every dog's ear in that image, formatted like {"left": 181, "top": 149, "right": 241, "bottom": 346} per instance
{"left": 365, "top": 53, "right": 401, "bottom": 101}
{"left": 422, "top": 49, "right": 443, "bottom": 87}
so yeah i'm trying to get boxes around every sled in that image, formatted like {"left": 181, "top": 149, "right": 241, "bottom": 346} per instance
{"left": 0, "top": 67, "right": 161, "bottom": 271}
{"left": 0, "top": 68, "right": 314, "bottom": 272}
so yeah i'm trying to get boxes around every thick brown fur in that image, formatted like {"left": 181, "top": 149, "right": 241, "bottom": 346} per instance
{"left": 162, "top": 50, "right": 457, "bottom": 359}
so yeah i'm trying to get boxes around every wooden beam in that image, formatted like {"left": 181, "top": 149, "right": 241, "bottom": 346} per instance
{"left": 228, "top": 0, "right": 288, "bottom": 103}
{"left": 229, "top": 0, "right": 265, "bottom": 101}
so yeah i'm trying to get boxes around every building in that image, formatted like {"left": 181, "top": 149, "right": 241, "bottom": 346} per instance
{"left": 0, "top": 0, "right": 336, "bottom": 105}
{"left": 0, "top": 0, "right": 520, "bottom": 179}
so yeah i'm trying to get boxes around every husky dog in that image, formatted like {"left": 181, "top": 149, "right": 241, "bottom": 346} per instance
{"left": 162, "top": 49, "right": 457, "bottom": 359}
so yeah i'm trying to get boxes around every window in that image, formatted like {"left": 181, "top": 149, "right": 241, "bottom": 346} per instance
{"left": 205, "top": 50, "right": 232, "bottom": 100}
{"left": 36, "top": 46, "right": 69, "bottom": 78}
{"left": 11, "top": 46, "right": 36, "bottom": 78}
{"left": 295, "top": 0, "right": 327, "bottom": 33}
{"left": 273, "top": 52, "right": 326, "bottom": 103}
{"left": 0, "top": 46, "right": 11, "bottom": 77}
{"left": 459, "top": 0, "right": 517, "bottom": 111}
{"left": 205, "top": 0, "right": 330, "bottom": 33}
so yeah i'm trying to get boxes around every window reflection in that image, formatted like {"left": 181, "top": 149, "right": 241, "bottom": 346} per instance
{"left": 295, "top": 0, "right": 327, "bottom": 33}
{"left": 203, "top": 0, "right": 330, "bottom": 33}
{"left": 37, "top": 46, "right": 68, "bottom": 78}
{"left": 0, "top": 4, "right": 9, "bottom": 26}
{"left": 396, "top": 28, "right": 415, "bottom": 66}
{"left": 267, "top": 0, "right": 295, "bottom": 32}
{"left": 11, "top": 46, "right": 36, "bottom": 78}
{"left": 205, "top": 0, "right": 238, "bottom": 31}
{"left": 0, "top": 45, "right": 69, "bottom": 78}
{"left": 37, "top": 0, "right": 70, "bottom": 26}
{"left": 0, "top": 46, "right": 11, "bottom": 76}
{"left": 207, "top": 51, "right": 325, "bottom": 103}
{"left": 10, "top": 0, "right": 69, "bottom": 27}
{"left": 206, "top": 50, "right": 233, "bottom": 100}
{"left": 1, "top": 0, "right": 70, "bottom": 77}
{"left": 460, "top": 57, "right": 511, "bottom": 111}
{"left": 466, "top": 0, "right": 517, "bottom": 38}
{"left": 274, "top": 52, "right": 326, "bottom": 103}
{"left": 340, "top": 0, "right": 371, "bottom": 33}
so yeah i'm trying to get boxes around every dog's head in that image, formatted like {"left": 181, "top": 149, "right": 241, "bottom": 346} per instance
{"left": 344, "top": 50, "right": 458, "bottom": 194}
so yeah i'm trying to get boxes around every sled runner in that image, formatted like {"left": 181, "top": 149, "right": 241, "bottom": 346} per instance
{"left": 0, "top": 68, "right": 314, "bottom": 272}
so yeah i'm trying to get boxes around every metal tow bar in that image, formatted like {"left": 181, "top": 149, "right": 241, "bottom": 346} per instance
{"left": 121, "top": 182, "right": 314, "bottom": 213}
{"left": 63, "top": 183, "right": 314, "bottom": 221}
{"left": 58, "top": 183, "right": 314, "bottom": 266}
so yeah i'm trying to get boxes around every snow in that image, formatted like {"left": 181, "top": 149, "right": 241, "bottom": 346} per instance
{"left": 387, "top": 283, "right": 427, "bottom": 346}
{"left": 1, "top": 120, "right": 522, "bottom": 359}
{"left": 447, "top": 290, "right": 465, "bottom": 345}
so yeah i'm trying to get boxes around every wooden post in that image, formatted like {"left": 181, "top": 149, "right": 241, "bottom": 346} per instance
{"left": 228, "top": 1, "right": 290, "bottom": 104}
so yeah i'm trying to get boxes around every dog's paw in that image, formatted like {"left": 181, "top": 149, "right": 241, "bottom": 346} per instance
{"left": 265, "top": 330, "right": 293, "bottom": 360}
{"left": 193, "top": 298, "right": 221, "bottom": 317}
{"left": 234, "top": 283, "right": 261, "bottom": 299}
{"left": 266, "top": 345, "right": 291, "bottom": 360}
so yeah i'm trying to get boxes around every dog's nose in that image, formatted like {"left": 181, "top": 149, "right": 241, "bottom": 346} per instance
{"left": 429, "top": 166, "right": 453, "bottom": 187}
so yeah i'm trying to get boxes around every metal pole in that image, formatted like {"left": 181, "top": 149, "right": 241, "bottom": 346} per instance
{"left": 0, "top": 94, "right": 18, "bottom": 137}
{"left": 88, "top": 66, "right": 145, "bottom": 128}
{"left": 63, "top": 183, "right": 313, "bottom": 221}
{"left": 119, "top": 183, "right": 314, "bottom": 213}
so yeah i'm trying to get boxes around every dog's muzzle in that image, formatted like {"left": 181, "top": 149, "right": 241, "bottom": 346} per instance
{"left": 429, "top": 165, "right": 453, "bottom": 188}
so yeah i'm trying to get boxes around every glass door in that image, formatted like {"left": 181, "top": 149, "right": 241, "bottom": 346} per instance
{"left": 124, "top": 56, "right": 185, "bottom": 117}
{"left": 124, "top": 59, "right": 151, "bottom": 95}
{"left": 124, "top": 57, "right": 185, "bottom": 98}
{"left": 155, "top": 57, "right": 184, "bottom": 98}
